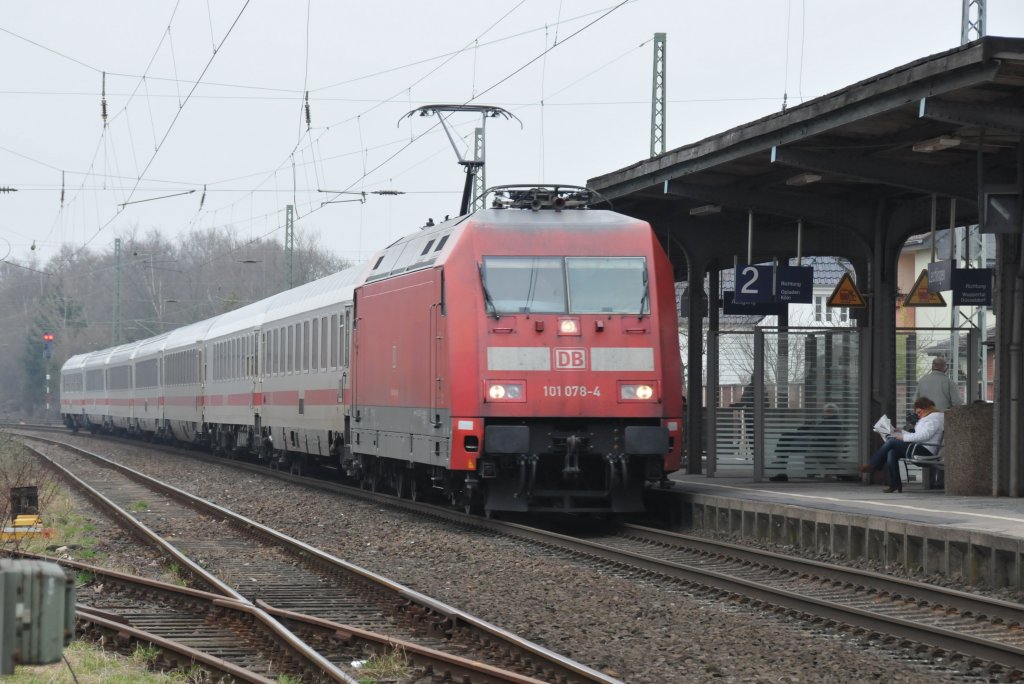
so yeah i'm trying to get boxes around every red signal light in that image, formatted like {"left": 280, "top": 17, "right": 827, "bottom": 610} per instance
{"left": 42, "top": 333, "right": 55, "bottom": 342}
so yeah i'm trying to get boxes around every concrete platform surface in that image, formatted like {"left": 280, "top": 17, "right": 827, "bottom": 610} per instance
{"left": 667, "top": 473, "right": 1024, "bottom": 539}
{"left": 654, "top": 474, "right": 1024, "bottom": 587}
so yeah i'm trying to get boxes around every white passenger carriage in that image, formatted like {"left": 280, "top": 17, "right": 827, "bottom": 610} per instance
{"left": 59, "top": 353, "right": 88, "bottom": 430}
{"left": 161, "top": 318, "right": 217, "bottom": 444}
{"left": 256, "top": 264, "right": 362, "bottom": 472}
{"left": 79, "top": 349, "right": 113, "bottom": 430}
{"left": 105, "top": 341, "right": 142, "bottom": 431}
{"left": 202, "top": 298, "right": 272, "bottom": 454}
{"left": 132, "top": 332, "right": 171, "bottom": 436}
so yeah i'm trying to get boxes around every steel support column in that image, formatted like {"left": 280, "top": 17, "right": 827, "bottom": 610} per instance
{"left": 685, "top": 259, "right": 707, "bottom": 474}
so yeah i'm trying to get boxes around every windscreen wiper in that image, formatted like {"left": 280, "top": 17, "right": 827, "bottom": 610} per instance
{"left": 478, "top": 263, "right": 500, "bottom": 319}
{"left": 638, "top": 268, "right": 649, "bottom": 319}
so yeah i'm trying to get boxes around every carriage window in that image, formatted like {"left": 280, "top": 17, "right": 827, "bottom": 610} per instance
{"left": 343, "top": 309, "right": 352, "bottom": 366}
{"left": 321, "top": 316, "right": 328, "bottom": 368}
{"left": 287, "top": 326, "right": 294, "bottom": 373}
{"left": 482, "top": 256, "right": 567, "bottom": 314}
{"left": 330, "top": 314, "right": 338, "bottom": 368}
{"left": 311, "top": 318, "right": 319, "bottom": 371}
{"left": 303, "top": 321, "right": 310, "bottom": 371}
{"left": 566, "top": 257, "right": 648, "bottom": 314}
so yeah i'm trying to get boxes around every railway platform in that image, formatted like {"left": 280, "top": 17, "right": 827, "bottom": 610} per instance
{"left": 647, "top": 473, "right": 1024, "bottom": 590}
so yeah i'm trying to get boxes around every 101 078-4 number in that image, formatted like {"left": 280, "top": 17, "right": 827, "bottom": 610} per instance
{"left": 542, "top": 385, "right": 601, "bottom": 397}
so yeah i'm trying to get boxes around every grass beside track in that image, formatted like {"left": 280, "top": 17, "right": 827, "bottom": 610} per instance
{"left": 7, "top": 641, "right": 197, "bottom": 683}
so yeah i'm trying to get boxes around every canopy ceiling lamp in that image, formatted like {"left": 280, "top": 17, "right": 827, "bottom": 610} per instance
{"left": 786, "top": 172, "right": 822, "bottom": 186}
{"left": 912, "top": 136, "right": 961, "bottom": 152}
{"left": 689, "top": 204, "right": 721, "bottom": 216}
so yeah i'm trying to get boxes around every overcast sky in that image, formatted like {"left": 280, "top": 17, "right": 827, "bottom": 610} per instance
{"left": 3, "top": 1, "right": 1024, "bottom": 271}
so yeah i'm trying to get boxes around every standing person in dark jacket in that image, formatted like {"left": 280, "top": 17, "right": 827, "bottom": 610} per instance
{"left": 916, "top": 357, "right": 962, "bottom": 411}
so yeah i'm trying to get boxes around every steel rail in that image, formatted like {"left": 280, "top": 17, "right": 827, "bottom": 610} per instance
{"left": 462, "top": 520, "right": 1024, "bottom": 673}
{"left": 15, "top": 551, "right": 543, "bottom": 684}
{"left": 8, "top": 552, "right": 345, "bottom": 684}
{"left": 19, "top": 439, "right": 361, "bottom": 684}
{"left": 620, "top": 523, "right": 1024, "bottom": 626}
{"left": 17, "top": 432, "right": 619, "bottom": 684}
{"left": 259, "top": 601, "right": 552, "bottom": 684}
{"left": 77, "top": 610, "right": 280, "bottom": 683}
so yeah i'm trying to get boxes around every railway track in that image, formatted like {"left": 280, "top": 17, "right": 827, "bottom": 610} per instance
{"left": 15, "top": 433, "right": 617, "bottom": 684}
{"left": 18, "top": 426, "right": 1024, "bottom": 679}
{"left": 14, "top": 552, "right": 556, "bottom": 684}
{"left": 13, "top": 552, "right": 332, "bottom": 683}
{"left": 511, "top": 522, "right": 1024, "bottom": 678}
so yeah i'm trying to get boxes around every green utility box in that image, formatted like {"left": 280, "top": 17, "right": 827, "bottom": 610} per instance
{"left": 0, "top": 559, "right": 76, "bottom": 675}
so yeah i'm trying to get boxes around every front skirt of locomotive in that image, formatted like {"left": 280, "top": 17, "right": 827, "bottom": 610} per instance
{"left": 479, "top": 420, "right": 669, "bottom": 514}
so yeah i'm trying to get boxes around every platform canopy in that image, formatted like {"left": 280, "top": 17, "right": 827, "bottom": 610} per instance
{"left": 588, "top": 36, "right": 1024, "bottom": 275}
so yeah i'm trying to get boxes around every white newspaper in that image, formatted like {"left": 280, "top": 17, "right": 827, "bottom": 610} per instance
{"left": 873, "top": 414, "right": 894, "bottom": 439}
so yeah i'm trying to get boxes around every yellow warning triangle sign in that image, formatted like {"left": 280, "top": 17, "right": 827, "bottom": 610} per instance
{"left": 826, "top": 273, "right": 866, "bottom": 308}
{"left": 904, "top": 269, "right": 946, "bottom": 307}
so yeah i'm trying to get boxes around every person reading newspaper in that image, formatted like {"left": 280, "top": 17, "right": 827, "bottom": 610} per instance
{"left": 861, "top": 397, "right": 944, "bottom": 492}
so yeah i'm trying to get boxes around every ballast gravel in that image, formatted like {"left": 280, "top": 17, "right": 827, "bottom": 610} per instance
{"left": 36, "top": 435, "right": 996, "bottom": 683}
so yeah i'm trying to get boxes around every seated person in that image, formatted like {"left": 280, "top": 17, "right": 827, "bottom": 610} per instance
{"left": 861, "top": 396, "right": 944, "bottom": 493}
{"left": 768, "top": 403, "right": 841, "bottom": 482}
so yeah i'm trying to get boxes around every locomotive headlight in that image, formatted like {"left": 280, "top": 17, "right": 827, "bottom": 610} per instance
{"left": 620, "top": 383, "right": 656, "bottom": 401}
{"left": 557, "top": 318, "right": 581, "bottom": 335}
{"left": 487, "top": 381, "right": 525, "bottom": 402}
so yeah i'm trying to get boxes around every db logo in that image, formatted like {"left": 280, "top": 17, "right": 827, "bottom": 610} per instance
{"left": 554, "top": 348, "right": 587, "bottom": 370}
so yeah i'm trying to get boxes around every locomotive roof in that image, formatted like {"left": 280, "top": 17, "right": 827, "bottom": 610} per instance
{"left": 364, "top": 216, "right": 463, "bottom": 283}
{"left": 470, "top": 207, "right": 643, "bottom": 231}
{"left": 363, "top": 208, "right": 645, "bottom": 283}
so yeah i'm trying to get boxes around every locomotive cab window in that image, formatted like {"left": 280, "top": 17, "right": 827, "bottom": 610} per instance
{"left": 481, "top": 256, "right": 567, "bottom": 314}
{"left": 481, "top": 256, "right": 648, "bottom": 315}
{"left": 567, "top": 257, "right": 648, "bottom": 314}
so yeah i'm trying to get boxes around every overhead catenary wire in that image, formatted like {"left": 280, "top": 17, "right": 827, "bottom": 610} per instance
{"left": 40, "top": 0, "right": 184, "bottom": 252}
{"left": 184, "top": 2, "right": 528, "bottom": 250}
{"left": 0, "top": 2, "right": 631, "bottom": 98}
{"left": 121, "top": 1, "right": 635, "bottom": 270}
{"left": 65, "top": 0, "right": 252, "bottom": 262}
{"left": 6, "top": 0, "right": 647, "bottom": 264}
{"left": 17, "top": 0, "right": 637, "bottom": 278}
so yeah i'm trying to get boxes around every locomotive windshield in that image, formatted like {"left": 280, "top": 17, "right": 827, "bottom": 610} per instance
{"left": 482, "top": 256, "right": 648, "bottom": 315}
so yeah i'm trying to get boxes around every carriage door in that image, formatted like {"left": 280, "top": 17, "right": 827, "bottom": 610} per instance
{"left": 252, "top": 330, "right": 261, "bottom": 411}
{"left": 429, "top": 271, "right": 447, "bottom": 429}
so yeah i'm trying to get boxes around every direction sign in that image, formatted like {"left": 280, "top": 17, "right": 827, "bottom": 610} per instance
{"left": 776, "top": 266, "right": 814, "bottom": 304}
{"left": 732, "top": 264, "right": 774, "bottom": 303}
{"left": 952, "top": 268, "right": 993, "bottom": 306}
{"left": 927, "top": 260, "right": 953, "bottom": 292}
{"left": 826, "top": 273, "right": 866, "bottom": 308}
{"left": 904, "top": 269, "right": 946, "bottom": 307}
{"left": 723, "top": 292, "right": 787, "bottom": 317}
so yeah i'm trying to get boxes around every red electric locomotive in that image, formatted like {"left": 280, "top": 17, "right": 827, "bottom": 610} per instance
{"left": 350, "top": 186, "right": 683, "bottom": 514}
